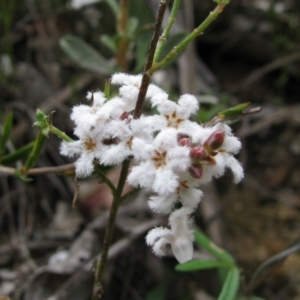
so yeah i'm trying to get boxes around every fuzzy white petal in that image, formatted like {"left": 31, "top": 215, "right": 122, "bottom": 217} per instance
{"left": 75, "top": 152, "right": 95, "bottom": 177}
{"left": 148, "top": 194, "right": 177, "bottom": 214}
{"left": 178, "top": 94, "right": 199, "bottom": 117}
{"left": 153, "top": 168, "right": 179, "bottom": 195}
{"left": 180, "top": 188, "right": 203, "bottom": 211}
{"left": 60, "top": 141, "right": 82, "bottom": 157}
{"left": 146, "top": 227, "right": 172, "bottom": 245}
{"left": 171, "top": 235, "right": 193, "bottom": 263}
{"left": 226, "top": 155, "right": 244, "bottom": 183}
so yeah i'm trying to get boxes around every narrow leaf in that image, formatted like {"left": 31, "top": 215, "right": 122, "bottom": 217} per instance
{"left": 194, "top": 230, "right": 234, "bottom": 264}
{"left": 59, "top": 35, "right": 113, "bottom": 74}
{"left": 217, "top": 102, "right": 250, "bottom": 118}
{"left": 217, "top": 267, "right": 240, "bottom": 300}
{"left": 127, "top": 17, "right": 138, "bottom": 37}
{"left": 1, "top": 142, "right": 34, "bottom": 165}
{"left": 237, "top": 297, "right": 266, "bottom": 300}
{"left": 24, "top": 130, "right": 47, "bottom": 171}
{"left": 176, "top": 259, "right": 231, "bottom": 272}
{"left": 100, "top": 34, "right": 117, "bottom": 53}
{"left": 105, "top": 0, "right": 119, "bottom": 16}
{"left": 0, "top": 111, "right": 13, "bottom": 156}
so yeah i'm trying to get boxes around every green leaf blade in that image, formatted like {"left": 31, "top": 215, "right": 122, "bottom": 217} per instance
{"left": 0, "top": 111, "right": 13, "bottom": 156}
{"left": 176, "top": 259, "right": 231, "bottom": 272}
{"left": 217, "top": 267, "right": 240, "bottom": 300}
{"left": 59, "top": 35, "right": 113, "bottom": 74}
{"left": 194, "top": 230, "right": 235, "bottom": 264}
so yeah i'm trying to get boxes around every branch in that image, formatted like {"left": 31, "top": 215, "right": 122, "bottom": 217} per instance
{"left": 133, "top": 0, "right": 170, "bottom": 119}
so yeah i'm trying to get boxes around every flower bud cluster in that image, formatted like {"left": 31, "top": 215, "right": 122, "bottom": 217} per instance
{"left": 60, "top": 73, "right": 244, "bottom": 263}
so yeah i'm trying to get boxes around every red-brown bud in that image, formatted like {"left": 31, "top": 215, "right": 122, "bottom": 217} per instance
{"left": 178, "top": 137, "right": 191, "bottom": 147}
{"left": 204, "top": 130, "right": 225, "bottom": 152}
{"left": 189, "top": 163, "right": 203, "bottom": 179}
{"left": 190, "top": 146, "right": 206, "bottom": 161}
{"left": 120, "top": 111, "right": 129, "bottom": 120}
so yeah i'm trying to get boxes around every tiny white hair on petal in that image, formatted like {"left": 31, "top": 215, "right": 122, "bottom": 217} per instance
{"left": 169, "top": 207, "right": 193, "bottom": 238}
{"left": 131, "top": 138, "right": 153, "bottom": 160}
{"left": 100, "top": 144, "right": 131, "bottom": 166}
{"left": 146, "top": 227, "right": 171, "bottom": 245}
{"left": 167, "top": 146, "right": 191, "bottom": 172}
{"left": 148, "top": 194, "right": 177, "bottom": 214}
{"left": 152, "top": 238, "right": 170, "bottom": 257}
{"left": 191, "top": 126, "right": 214, "bottom": 145}
{"left": 60, "top": 140, "right": 82, "bottom": 157}
{"left": 127, "top": 162, "right": 156, "bottom": 189}
{"left": 152, "top": 168, "right": 179, "bottom": 195}
{"left": 180, "top": 188, "right": 203, "bottom": 211}
{"left": 156, "top": 99, "right": 178, "bottom": 116}
{"left": 75, "top": 152, "right": 95, "bottom": 177}
{"left": 171, "top": 235, "right": 193, "bottom": 263}
{"left": 131, "top": 115, "right": 166, "bottom": 138}
{"left": 107, "top": 119, "right": 132, "bottom": 138}
{"left": 178, "top": 94, "right": 199, "bottom": 117}
{"left": 93, "top": 91, "right": 106, "bottom": 107}
{"left": 150, "top": 92, "right": 169, "bottom": 107}
{"left": 71, "top": 105, "right": 92, "bottom": 123}
{"left": 119, "top": 85, "right": 139, "bottom": 100}
{"left": 146, "top": 83, "right": 165, "bottom": 99}
{"left": 154, "top": 128, "right": 178, "bottom": 149}
{"left": 226, "top": 155, "right": 244, "bottom": 183}
{"left": 111, "top": 73, "right": 142, "bottom": 86}
{"left": 223, "top": 135, "right": 242, "bottom": 154}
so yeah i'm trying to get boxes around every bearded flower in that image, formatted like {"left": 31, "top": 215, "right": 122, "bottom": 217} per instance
{"left": 146, "top": 207, "right": 194, "bottom": 263}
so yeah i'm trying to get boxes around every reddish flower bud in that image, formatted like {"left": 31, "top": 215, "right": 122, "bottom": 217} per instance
{"left": 190, "top": 146, "right": 206, "bottom": 161}
{"left": 189, "top": 163, "right": 203, "bottom": 179}
{"left": 178, "top": 137, "right": 191, "bottom": 147}
{"left": 120, "top": 111, "right": 129, "bottom": 120}
{"left": 204, "top": 130, "right": 225, "bottom": 152}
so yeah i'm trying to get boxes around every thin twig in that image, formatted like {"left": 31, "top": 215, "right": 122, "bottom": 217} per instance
{"left": 149, "top": 2, "right": 227, "bottom": 75}
{"left": 133, "top": 0, "right": 170, "bottom": 119}
{"left": 0, "top": 163, "right": 75, "bottom": 176}
{"left": 154, "top": 0, "right": 181, "bottom": 62}
{"left": 92, "top": 159, "right": 130, "bottom": 300}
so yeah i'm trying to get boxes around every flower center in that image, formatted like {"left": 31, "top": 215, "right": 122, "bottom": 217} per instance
{"left": 165, "top": 111, "right": 184, "bottom": 129}
{"left": 151, "top": 150, "right": 167, "bottom": 168}
{"left": 84, "top": 137, "right": 97, "bottom": 151}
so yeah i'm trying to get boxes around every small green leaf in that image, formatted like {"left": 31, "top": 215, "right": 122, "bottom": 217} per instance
{"left": 127, "top": 17, "right": 138, "bottom": 37}
{"left": 14, "top": 169, "right": 32, "bottom": 182}
{"left": 176, "top": 259, "right": 231, "bottom": 272}
{"left": 194, "top": 230, "right": 235, "bottom": 264}
{"left": 105, "top": 0, "right": 119, "bottom": 16}
{"left": 24, "top": 131, "right": 47, "bottom": 171}
{"left": 217, "top": 267, "right": 240, "bottom": 300}
{"left": 34, "top": 109, "right": 50, "bottom": 136}
{"left": 237, "top": 297, "right": 266, "bottom": 300}
{"left": 145, "top": 286, "right": 165, "bottom": 300}
{"left": 59, "top": 35, "right": 113, "bottom": 74}
{"left": 217, "top": 102, "right": 250, "bottom": 118}
{"left": 100, "top": 34, "right": 117, "bottom": 53}
{"left": 0, "top": 111, "right": 13, "bottom": 156}
{"left": 1, "top": 142, "right": 34, "bottom": 165}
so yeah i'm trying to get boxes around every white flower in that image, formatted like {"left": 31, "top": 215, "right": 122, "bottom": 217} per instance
{"left": 60, "top": 131, "right": 102, "bottom": 177}
{"left": 146, "top": 207, "right": 194, "bottom": 263}
{"left": 128, "top": 128, "right": 190, "bottom": 196}
{"left": 98, "top": 119, "right": 134, "bottom": 165}
{"left": 150, "top": 93, "right": 199, "bottom": 131}
{"left": 111, "top": 73, "right": 165, "bottom": 111}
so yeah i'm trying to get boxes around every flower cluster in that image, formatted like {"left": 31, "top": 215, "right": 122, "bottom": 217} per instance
{"left": 61, "top": 73, "right": 244, "bottom": 263}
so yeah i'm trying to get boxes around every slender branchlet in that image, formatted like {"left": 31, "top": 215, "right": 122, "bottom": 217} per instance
{"left": 133, "top": 0, "right": 170, "bottom": 119}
